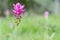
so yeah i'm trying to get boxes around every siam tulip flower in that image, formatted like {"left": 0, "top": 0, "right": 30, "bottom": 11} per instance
{"left": 44, "top": 11, "right": 49, "bottom": 40}
{"left": 13, "top": 2, "right": 24, "bottom": 25}
{"left": 13, "top": 2, "right": 24, "bottom": 17}
{"left": 44, "top": 11, "right": 49, "bottom": 20}
{"left": 5, "top": 9, "right": 10, "bottom": 17}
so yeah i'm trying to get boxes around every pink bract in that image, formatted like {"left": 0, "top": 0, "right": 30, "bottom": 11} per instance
{"left": 13, "top": 2, "right": 24, "bottom": 17}
{"left": 44, "top": 11, "right": 49, "bottom": 18}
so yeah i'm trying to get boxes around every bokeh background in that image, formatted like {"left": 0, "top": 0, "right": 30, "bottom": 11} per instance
{"left": 0, "top": 0, "right": 60, "bottom": 40}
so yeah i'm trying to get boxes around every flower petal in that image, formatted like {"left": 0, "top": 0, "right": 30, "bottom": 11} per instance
{"left": 20, "top": 5, "right": 24, "bottom": 9}
{"left": 13, "top": 4, "right": 15, "bottom": 7}
{"left": 13, "top": 10, "right": 16, "bottom": 13}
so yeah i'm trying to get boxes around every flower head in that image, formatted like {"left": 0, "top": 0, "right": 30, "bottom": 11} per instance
{"left": 44, "top": 11, "right": 49, "bottom": 19}
{"left": 13, "top": 2, "right": 24, "bottom": 17}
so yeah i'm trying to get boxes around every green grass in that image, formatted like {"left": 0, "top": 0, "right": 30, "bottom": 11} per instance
{"left": 0, "top": 14, "right": 60, "bottom": 40}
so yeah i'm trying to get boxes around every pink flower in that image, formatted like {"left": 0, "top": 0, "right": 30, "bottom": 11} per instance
{"left": 44, "top": 11, "right": 49, "bottom": 19}
{"left": 13, "top": 2, "right": 24, "bottom": 17}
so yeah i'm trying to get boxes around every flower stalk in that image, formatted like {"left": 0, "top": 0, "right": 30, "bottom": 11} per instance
{"left": 15, "top": 16, "right": 22, "bottom": 26}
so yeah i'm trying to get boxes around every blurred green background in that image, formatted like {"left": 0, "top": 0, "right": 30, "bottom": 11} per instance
{"left": 0, "top": 0, "right": 60, "bottom": 40}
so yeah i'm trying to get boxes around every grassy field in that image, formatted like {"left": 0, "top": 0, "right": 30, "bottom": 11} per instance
{"left": 0, "top": 14, "right": 60, "bottom": 40}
